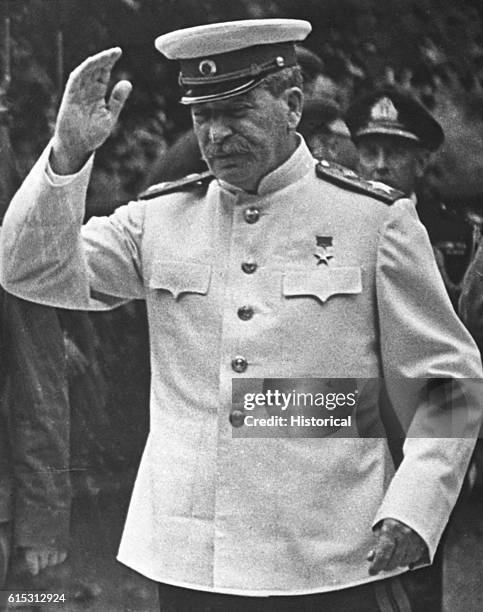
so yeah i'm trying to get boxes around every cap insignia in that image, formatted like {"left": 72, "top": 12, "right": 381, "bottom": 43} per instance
{"left": 370, "top": 97, "right": 398, "bottom": 122}
{"left": 199, "top": 59, "right": 217, "bottom": 76}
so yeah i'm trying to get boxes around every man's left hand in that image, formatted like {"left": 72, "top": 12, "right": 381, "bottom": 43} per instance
{"left": 367, "top": 518, "right": 428, "bottom": 575}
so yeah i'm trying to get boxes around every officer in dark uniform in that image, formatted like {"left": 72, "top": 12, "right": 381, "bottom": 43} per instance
{"left": 299, "top": 98, "right": 358, "bottom": 167}
{"left": 346, "top": 86, "right": 474, "bottom": 307}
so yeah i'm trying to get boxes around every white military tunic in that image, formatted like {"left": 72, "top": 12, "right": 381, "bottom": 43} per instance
{"left": 0, "top": 139, "right": 481, "bottom": 595}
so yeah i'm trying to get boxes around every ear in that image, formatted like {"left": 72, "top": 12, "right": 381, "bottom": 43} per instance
{"left": 284, "top": 87, "right": 303, "bottom": 130}
{"left": 415, "top": 148, "right": 431, "bottom": 178}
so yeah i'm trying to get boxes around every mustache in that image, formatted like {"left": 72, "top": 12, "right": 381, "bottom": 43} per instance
{"left": 202, "top": 139, "right": 253, "bottom": 159}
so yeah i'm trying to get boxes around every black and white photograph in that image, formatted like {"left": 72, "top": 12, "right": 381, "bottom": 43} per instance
{"left": 1, "top": 0, "right": 483, "bottom": 610}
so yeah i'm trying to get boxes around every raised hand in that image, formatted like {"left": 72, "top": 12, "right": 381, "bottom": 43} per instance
{"left": 51, "top": 47, "right": 132, "bottom": 175}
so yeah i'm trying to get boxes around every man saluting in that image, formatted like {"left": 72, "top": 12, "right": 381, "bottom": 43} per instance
{"left": 1, "top": 19, "right": 482, "bottom": 612}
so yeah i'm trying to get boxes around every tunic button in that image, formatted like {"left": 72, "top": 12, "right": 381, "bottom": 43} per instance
{"left": 244, "top": 207, "right": 260, "bottom": 224}
{"left": 229, "top": 409, "right": 245, "bottom": 428}
{"left": 231, "top": 356, "right": 248, "bottom": 373}
{"left": 241, "top": 262, "right": 257, "bottom": 274}
{"left": 237, "top": 306, "right": 254, "bottom": 321}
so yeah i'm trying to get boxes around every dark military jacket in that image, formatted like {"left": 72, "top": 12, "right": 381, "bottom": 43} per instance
{"left": 417, "top": 197, "right": 474, "bottom": 308}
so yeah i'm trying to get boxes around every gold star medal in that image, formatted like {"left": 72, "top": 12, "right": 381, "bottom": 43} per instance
{"left": 314, "top": 236, "right": 334, "bottom": 265}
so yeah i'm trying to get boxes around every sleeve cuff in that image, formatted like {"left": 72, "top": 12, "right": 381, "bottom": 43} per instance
{"left": 371, "top": 515, "right": 432, "bottom": 568}
{"left": 45, "top": 141, "right": 94, "bottom": 187}
{"left": 372, "top": 438, "right": 476, "bottom": 563}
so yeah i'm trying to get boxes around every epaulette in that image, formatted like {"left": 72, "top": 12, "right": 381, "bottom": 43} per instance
{"left": 315, "top": 160, "right": 404, "bottom": 204}
{"left": 138, "top": 171, "right": 214, "bottom": 200}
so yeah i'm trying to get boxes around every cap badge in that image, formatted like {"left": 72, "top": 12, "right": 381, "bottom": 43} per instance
{"left": 370, "top": 97, "right": 398, "bottom": 122}
{"left": 198, "top": 59, "right": 217, "bottom": 77}
{"left": 314, "top": 236, "right": 334, "bottom": 265}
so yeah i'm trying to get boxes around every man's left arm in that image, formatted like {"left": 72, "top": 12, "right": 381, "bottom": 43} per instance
{"left": 371, "top": 198, "right": 483, "bottom": 572}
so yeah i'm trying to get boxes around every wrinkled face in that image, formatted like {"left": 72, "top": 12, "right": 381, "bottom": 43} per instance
{"left": 191, "top": 85, "right": 301, "bottom": 192}
{"left": 356, "top": 134, "right": 430, "bottom": 195}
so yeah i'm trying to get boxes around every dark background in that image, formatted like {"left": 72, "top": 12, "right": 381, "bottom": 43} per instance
{"left": 4, "top": 0, "right": 483, "bottom": 211}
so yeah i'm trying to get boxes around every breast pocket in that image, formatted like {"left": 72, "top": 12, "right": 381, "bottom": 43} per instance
{"left": 148, "top": 261, "right": 212, "bottom": 299}
{"left": 282, "top": 266, "right": 362, "bottom": 303}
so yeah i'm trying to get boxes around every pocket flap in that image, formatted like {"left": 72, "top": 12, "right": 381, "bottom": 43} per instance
{"left": 282, "top": 266, "right": 362, "bottom": 303}
{"left": 148, "top": 261, "right": 212, "bottom": 298}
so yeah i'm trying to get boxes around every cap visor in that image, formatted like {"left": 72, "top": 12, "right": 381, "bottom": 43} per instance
{"left": 355, "top": 126, "right": 420, "bottom": 144}
{"left": 181, "top": 78, "right": 262, "bottom": 105}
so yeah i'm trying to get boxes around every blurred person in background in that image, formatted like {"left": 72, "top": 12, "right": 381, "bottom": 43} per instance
{"left": 346, "top": 86, "right": 474, "bottom": 308}
{"left": 460, "top": 243, "right": 483, "bottom": 351}
{"left": 0, "top": 92, "right": 70, "bottom": 606}
{"left": 459, "top": 239, "right": 483, "bottom": 497}
{"left": 300, "top": 97, "right": 358, "bottom": 167}
{"left": 0, "top": 292, "right": 70, "bottom": 602}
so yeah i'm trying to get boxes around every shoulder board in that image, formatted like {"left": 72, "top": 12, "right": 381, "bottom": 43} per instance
{"left": 315, "top": 160, "right": 404, "bottom": 204}
{"left": 138, "top": 171, "right": 214, "bottom": 200}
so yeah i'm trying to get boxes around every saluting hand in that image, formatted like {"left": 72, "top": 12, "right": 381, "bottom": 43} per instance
{"left": 51, "top": 47, "right": 132, "bottom": 175}
{"left": 367, "top": 518, "right": 428, "bottom": 575}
